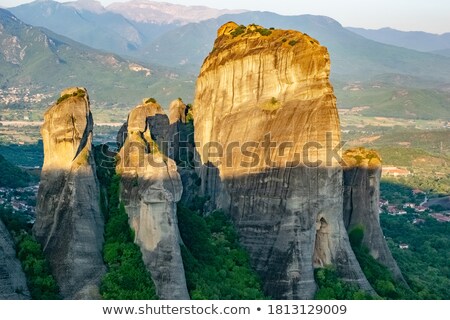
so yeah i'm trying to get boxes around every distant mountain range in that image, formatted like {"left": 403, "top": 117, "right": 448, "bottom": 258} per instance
{"left": 8, "top": 0, "right": 245, "bottom": 56}
{"left": 106, "top": 0, "right": 246, "bottom": 24}
{"left": 0, "top": 8, "right": 194, "bottom": 113}
{"left": 143, "top": 12, "right": 450, "bottom": 120}
{"left": 3, "top": 1, "right": 450, "bottom": 120}
{"left": 9, "top": 0, "right": 174, "bottom": 56}
{"left": 347, "top": 27, "right": 450, "bottom": 55}
{"left": 140, "top": 12, "right": 450, "bottom": 80}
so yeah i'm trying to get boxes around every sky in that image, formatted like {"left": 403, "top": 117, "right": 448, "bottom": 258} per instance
{"left": 0, "top": 0, "right": 449, "bottom": 34}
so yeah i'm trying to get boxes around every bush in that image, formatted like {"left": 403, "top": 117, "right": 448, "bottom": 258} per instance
{"left": 56, "top": 89, "right": 85, "bottom": 105}
{"left": 348, "top": 225, "right": 364, "bottom": 248}
{"left": 256, "top": 28, "right": 272, "bottom": 36}
{"left": 314, "top": 267, "right": 373, "bottom": 300}
{"left": 288, "top": 40, "right": 298, "bottom": 46}
{"left": 56, "top": 94, "right": 71, "bottom": 104}
{"left": 230, "top": 25, "right": 246, "bottom": 37}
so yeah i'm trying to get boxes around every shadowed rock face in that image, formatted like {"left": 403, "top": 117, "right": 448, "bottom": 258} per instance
{"left": 34, "top": 87, "right": 105, "bottom": 299}
{"left": 168, "top": 98, "right": 187, "bottom": 160}
{"left": 0, "top": 220, "right": 29, "bottom": 299}
{"left": 117, "top": 99, "right": 189, "bottom": 300}
{"left": 342, "top": 148, "right": 406, "bottom": 284}
{"left": 194, "top": 22, "right": 373, "bottom": 299}
{"left": 167, "top": 98, "right": 200, "bottom": 204}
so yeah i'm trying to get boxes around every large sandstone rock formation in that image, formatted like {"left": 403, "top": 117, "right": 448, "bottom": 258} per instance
{"left": 34, "top": 87, "right": 105, "bottom": 299}
{"left": 194, "top": 22, "right": 374, "bottom": 299}
{"left": 342, "top": 148, "right": 405, "bottom": 283}
{"left": 0, "top": 220, "right": 29, "bottom": 299}
{"left": 116, "top": 98, "right": 189, "bottom": 300}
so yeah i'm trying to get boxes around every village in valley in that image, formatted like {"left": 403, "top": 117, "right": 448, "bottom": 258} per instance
{"left": 378, "top": 187, "right": 450, "bottom": 250}
{"left": 380, "top": 188, "right": 450, "bottom": 221}
{"left": 0, "top": 184, "right": 38, "bottom": 222}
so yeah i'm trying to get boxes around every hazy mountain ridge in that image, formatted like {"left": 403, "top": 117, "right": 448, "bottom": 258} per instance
{"left": 8, "top": 0, "right": 170, "bottom": 55}
{"left": 8, "top": 0, "right": 245, "bottom": 56}
{"left": 347, "top": 27, "right": 450, "bottom": 54}
{"left": 142, "top": 12, "right": 450, "bottom": 82}
{"left": 107, "top": 0, "right": 246, "bottom": 24}
{"left": 0, "top": 8, "right": 195, "bottom": 111}
{"left": 141, "top": 12, "right": 450, "bottom": 120}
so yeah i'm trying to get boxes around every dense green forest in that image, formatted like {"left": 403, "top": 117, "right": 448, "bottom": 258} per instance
{"left": 100, "top": 174, "right": 158, "bottom": 300}
{"left": 0, "top": 142, "right": 44, "bottom": 168}
{"left": 349, "top": 226, "right": 413, "bottom": 299}
{"left": 0, "top": 154, "right": 35, "bottom": 188}
{"left": 94, "top": 146, "right": 158, "bottom": 299}
{"left": 314, "top": 267, "right": 373, "bottom": 300}
{"left": 381, "top": 214, "right": 450, "bottom": 299}
{"left": 177, "top": 204, "right": 266, "bottom": 299}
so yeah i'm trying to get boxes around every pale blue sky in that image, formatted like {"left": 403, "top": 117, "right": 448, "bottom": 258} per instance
{"left": 0, "top": 0, "right": 449, "bottom": 34}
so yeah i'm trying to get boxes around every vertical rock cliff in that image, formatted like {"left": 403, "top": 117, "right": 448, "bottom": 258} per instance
{"left": 342, "top": 148, "right": 405, "bottom": 283}
{"left": 0, "top": 219, "right": 29, "bottom": 299}
{"left": 116, "top": 98, "right": 189, "bottom": 300}
{"left": 168, "top": 98, "right": 199, "bottom": 203}
{"left": 34, "top": 87, "right": 105, "bottom": 299}
{"left": 194, "top": 22, "right": 373, "bottom": 299}
{"left": 168, "top": 98, "right": 187, "bottom": 161}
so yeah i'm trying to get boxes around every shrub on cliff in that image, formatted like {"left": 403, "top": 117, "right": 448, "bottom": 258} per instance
{"left": 256, "top": 28, "right": 272, "bottom": 36}
{"left": 56, "top": 89, "right": 86, "bottom": 105}
{"left": 314, "top": 267, "right": 373, "bottom": 300}
{"left": 230, "top": 25, "right": 246, "bottom": 37}
{"left": 145, "top": 97, "right": 157, "bottom": 104}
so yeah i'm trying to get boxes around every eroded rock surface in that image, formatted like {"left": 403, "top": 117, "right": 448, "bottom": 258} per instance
{"left": 34, "top": 87, "right": 105, "bottom": 299}
{"left": 194, "top": 22, "right": 373, "bottom": 299}
{"left": 117, "top": 98, "right": 189, "bottom": 300}
{"left": 0, "top": 220, "right": 29, "bottom": 299}
{"left": 343, "top": 148, "right": 406, "bottom": 283}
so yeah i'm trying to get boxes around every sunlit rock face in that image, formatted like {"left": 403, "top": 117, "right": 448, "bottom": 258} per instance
{"left": 0, "top": 219, "right": 29, "bottom": 299}
{"left": 342, "top": 148, "right": 406, "bottom": 283}
{"left": 194, "top": 22, "right": 373, "bottom": 299}
{"left": 169, "top": 98, "right": 187, "bottom": 125}
{"left": 116, "top": 99, "right": 189, "bottom": 300}
{"left": 34, "top": 87, "right": 105, "bottom": 299}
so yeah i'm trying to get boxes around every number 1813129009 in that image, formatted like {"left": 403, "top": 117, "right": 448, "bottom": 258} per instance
{"left": 267, "top": 304, "right": 347, "bottom": 315}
